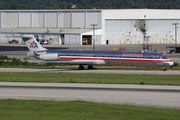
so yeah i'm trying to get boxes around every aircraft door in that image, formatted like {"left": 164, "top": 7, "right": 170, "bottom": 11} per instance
{"left": 152, "top": 57, "right": 157, "bottom": 66}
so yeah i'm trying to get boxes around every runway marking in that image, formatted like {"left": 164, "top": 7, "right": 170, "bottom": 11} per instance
{"left": 4, "top": 95, "right": 72, "bottom": 101}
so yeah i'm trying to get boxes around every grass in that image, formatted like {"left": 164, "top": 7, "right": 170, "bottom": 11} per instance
{"left": 0, "top": 99, "right": 180, "bottom": 120}
{"left": 0, "top": 72, "right": 180, "bottom": 85}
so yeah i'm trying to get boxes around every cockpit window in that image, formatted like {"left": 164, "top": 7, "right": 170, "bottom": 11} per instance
{"left": 162, "top": 55, "right": 166, "bottom": 58}
{"left": 159, "top": 55, "right": 166, "bottom": 59}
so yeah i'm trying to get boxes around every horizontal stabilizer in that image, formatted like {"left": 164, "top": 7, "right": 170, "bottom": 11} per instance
{"left": 47, "top": 60, "right": 105, "bottom": 65}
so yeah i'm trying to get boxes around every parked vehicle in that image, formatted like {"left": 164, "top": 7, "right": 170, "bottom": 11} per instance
{"left": 8, "top": 39, "right": 19, "bottom": 44}
{"left": 82, "top": 38, "right": 88, "bottom": 45}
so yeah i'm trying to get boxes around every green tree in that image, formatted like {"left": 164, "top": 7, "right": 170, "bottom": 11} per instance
{"left": 16, "top": 4, "right": 28, "bottom": 9}
{"left": 0, "top": 0, "right": 180, "bottom": 9}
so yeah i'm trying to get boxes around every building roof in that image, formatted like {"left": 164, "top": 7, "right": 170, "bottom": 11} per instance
{"left": 0, "top": 28, "right": 94, "bottom": 34}
{"left": 0, "top": 9, "right": 101, "bottom": 12}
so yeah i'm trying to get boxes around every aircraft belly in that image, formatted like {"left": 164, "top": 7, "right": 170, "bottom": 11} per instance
{"left": 104, "top": 60, "right": 160, "bottom": 67}
{"left": 48, "top": 59, "right": 105, "bottom": 65}
{"left": 156, "top": 62, "right": 171, "bottom": 67}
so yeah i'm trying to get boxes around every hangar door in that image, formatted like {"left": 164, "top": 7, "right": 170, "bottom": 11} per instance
{"left": 65, "top": 34, "right": 81, "bottom": 45}
{"left": 82, "top": 35, "right": 101, "bottom": 45}
{"left": 105, "top": 19, "right": 180, "bottom": 44}
{"left": 82, "top": 35, "right": 92, "bottom": 45}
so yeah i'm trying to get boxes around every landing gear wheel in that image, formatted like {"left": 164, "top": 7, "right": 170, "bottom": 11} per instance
{"left": 79, "top": 65, "right": 84, "bottom": 70}
{"left": 163, "top": 67, "right": 167, "bottom": 71}
{"left": 88, "top": 65, "right": 93, "bottom": 69}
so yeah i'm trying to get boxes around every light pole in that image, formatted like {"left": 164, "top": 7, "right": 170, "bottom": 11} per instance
{"left": 172, "top": 23, "right": 179, "bottom": 53}
{"left": 91, "top": 24, "right": 97, "bottom": 51}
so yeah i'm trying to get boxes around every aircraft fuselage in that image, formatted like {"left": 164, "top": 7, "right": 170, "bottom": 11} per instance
{"left": 44, "top": 50, "right": 173, "bottom": 67}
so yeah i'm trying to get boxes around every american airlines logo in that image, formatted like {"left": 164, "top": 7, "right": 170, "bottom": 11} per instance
{"left": 30, "top": 41, "right": 38, "bottom": 48}
{"left": 122, "top": 53, "right": 143, "bottom": 56}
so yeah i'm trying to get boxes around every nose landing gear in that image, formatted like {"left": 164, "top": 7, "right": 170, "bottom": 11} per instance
{"left": 163, "top": 67, "right": 167, "bottom": 71}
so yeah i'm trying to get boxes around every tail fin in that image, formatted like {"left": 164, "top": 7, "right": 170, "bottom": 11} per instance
{"left": 22, "top": 35, "right": 47, "bottom": 52}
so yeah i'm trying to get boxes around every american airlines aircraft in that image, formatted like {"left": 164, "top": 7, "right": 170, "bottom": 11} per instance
{"left": 22, "top": 35, "right": 174, "bottom": 71}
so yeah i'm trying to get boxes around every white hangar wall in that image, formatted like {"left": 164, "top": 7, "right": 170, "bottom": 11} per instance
{"left": 0, "top": 10, "right": 103, "bottom": 45}
{"left": 0, "top": 10, "right": 102, "bottom": 29}
{"left": 19, "top": 12, "right": 31, "bottom": 27}
{"left": 1, "top": 12, "right": 18, "bottom": 27}
{"left": 32, "top": 12, "right": 44, "bottom": 27}
{"left": 103, "top": 9, "right": 180, "bottom": 44}
{"left": 2, "top": 9, "right": 180, "bottom": 45}
{"left": 65, "top": 34, "right": 81, "bottom": 45}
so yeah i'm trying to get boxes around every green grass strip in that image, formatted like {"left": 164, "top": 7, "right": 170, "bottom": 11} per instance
{"left": 1, "top": 65, "right": 180, "bottom": 70}
{"left": 0, "top": 72, "right": 180, "bottom": 85}
{"left": 0, "top": 99, "right": 180, "bottom": 120}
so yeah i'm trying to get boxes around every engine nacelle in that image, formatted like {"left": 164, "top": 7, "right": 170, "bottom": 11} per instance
{"left": 38, "top": 54, "right": 60, "bottom": 60}
{"left": 27, "top": 51, "right": 46, "bottom": 57}
{"left": 27, "top": 52, "right": 35, "bottom": 57}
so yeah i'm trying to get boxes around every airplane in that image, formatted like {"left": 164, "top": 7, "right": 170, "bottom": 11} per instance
{"left": 22, "top": 35, "right": 174, "bottom": 71}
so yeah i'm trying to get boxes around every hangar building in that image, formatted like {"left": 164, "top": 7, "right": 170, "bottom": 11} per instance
{"left": 0, "top": 9, "right": 180, "bottom": 45}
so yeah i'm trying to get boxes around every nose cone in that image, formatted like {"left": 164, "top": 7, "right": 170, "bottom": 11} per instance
{"left": 169, "top": 61, "right": 174, "bottom": 66}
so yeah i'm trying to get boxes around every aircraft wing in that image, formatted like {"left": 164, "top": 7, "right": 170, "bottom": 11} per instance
{"left": 47, "top": 60, "right": 105, "bottom": 65}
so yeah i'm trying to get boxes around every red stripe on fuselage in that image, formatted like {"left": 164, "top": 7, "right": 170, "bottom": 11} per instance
{"left": 60, "top": 57, "right": 172, "bottom": 62}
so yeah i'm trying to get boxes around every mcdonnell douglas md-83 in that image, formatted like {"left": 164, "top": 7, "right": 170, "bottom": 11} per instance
{"left": 22, "top": 35, "right": 174, "bottom": 71}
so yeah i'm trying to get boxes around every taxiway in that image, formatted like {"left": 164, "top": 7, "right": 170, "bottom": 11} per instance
{"left": 0, "top": 68, "right": 180, "bottom": 75}
{"left": 0, "top": 82, "right": 180, "bottom": 110}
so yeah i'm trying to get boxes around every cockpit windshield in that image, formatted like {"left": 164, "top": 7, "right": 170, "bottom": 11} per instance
{"left": 159, "top": 55, "right": 166, "bottom": 59}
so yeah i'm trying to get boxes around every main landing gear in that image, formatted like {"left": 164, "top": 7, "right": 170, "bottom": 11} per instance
{"left": 163, "top": 67, "right": 167, "bottom": 71}
{"left": 78, "top": 65, "right": 94, "bottom": 70}
{"left": 88, "top": 65, "right": 93, "bottom": 69}
{"left": 79, "top": 65, "right": 84, "bottom": 70}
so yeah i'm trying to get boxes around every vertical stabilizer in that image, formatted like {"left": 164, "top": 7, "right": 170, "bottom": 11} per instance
{"left": 22, "top": 35, "right": 47, "bottom": 52}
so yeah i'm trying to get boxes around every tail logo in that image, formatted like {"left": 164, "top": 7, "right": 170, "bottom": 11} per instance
{"left": 30, "top": 41, "right": 38, "bottom": 48}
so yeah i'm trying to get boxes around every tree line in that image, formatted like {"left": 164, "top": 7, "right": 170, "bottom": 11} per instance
{"left": 0, "top": 0, "right": 180, "bottom": 9}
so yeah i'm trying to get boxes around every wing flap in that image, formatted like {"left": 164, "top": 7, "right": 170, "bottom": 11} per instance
{"left": 47, "top": 60, "right": 105, "bottom": 65}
